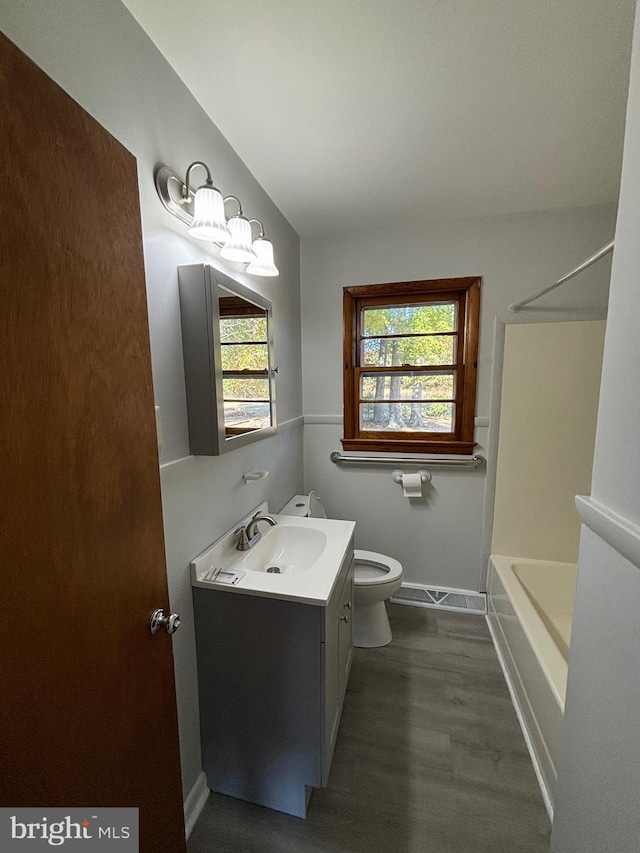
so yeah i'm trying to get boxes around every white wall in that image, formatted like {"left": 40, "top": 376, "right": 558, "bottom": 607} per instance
{"left": 302, "top": 205, "right": 616, "bottom": 591}
{"left": 0, "top": 0, "right": 303, "bottom": 803}
{"left": 552, "top": 4, "right": 640, "bottom": 850}
{"left": 492, "top": 321, "right": 605, "bottom": 563}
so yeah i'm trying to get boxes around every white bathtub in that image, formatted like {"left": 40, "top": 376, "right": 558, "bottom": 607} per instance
{"left": 486, "top": 554, "right": 578, "bottom": 815}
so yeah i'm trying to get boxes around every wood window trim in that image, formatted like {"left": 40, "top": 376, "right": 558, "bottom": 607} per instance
{"left": 342, "top": 277, "right": 481, "bottom": 455}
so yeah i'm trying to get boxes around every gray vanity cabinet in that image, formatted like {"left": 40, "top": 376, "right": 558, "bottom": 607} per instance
{"left": 323, "top": 555, "right": 354, "bottom": 782}
{"left": 192, "top": 543, "right": 354, "bottom": 819}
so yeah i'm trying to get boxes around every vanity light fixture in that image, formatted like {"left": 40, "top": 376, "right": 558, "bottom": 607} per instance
{"left": 181, "top": 161, "right": 229, "bottom": 244}
{"left": 220, "top": 197, "right": 257, "bottom": 263}
{"left": 247, "top": 219, "right": 279, "bottom": 277}
{"left": 153, "top": 161, "right": 279, "bottom": 278}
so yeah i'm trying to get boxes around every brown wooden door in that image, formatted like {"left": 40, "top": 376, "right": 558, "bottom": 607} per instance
{"left": 0, "top": 32, "right": 186, "bottom": 853}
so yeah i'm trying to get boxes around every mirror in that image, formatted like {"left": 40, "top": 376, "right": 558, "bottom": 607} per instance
{"left": 218, "top": 289, "right": 271, "bottom": 437}
{"left": 178, "top": 264, "right": 276, "bottom": 455}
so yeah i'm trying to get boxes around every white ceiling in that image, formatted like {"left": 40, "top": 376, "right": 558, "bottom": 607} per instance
{"left": 123, "top": 0, "right": 635, "bottom": 237}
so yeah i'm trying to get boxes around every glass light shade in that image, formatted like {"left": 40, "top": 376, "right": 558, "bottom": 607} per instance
{"left": 246, "top": 238, "right": 279, "bottom": 277}
{"left": 220, "top": 215, "right": 257, "bottom": 263}
{"left": 188, "top": 185, "right": 230, "bottom": 243}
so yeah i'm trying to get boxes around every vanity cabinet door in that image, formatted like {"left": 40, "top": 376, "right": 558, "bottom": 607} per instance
{"left": 323, "top": 601, "right": 341, "bottom": 785}
{"left": 322, "top": 558, "right": 354, "bottom": 785}
{"left": 338, "top": 563, "right": 354, "bottom": 698}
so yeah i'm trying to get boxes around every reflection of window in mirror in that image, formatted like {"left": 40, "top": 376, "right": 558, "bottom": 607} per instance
{"left": 178, "top": 264, "right": 276, "bottom": 455}
{"left": 218, "top": 291, "right": 271, "bottom": 437}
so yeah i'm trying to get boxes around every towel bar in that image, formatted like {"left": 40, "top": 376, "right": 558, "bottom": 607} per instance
{"left": 329, "top": 451, "right": 485, "bottom": 469}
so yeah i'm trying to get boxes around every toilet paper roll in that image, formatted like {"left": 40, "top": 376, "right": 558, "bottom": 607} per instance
{"left": 401, "top": 472, "right": 423, "bottom": 498}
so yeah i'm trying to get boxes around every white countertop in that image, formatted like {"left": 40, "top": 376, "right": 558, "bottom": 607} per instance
{"left": 191, "top": 510, "right": 355, "bottom": 606}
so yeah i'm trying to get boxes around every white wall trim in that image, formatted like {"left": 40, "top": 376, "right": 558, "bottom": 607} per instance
{"left": 278, "top": 415, "right": 304, "bottom": 432}
{"left": 158, "top": 417, "right": 303, "bottom": 470}
{"left": 160, "top": 455, "right": 194, "bottom": 471}
{"left": 183, "top": 771, "right": 210, "bottom": 839}
{"left": 575, "top": 495, "right": 640, "bottom": 570}
{"left": 304, "top": 414, "right": 343, "bottom": 424}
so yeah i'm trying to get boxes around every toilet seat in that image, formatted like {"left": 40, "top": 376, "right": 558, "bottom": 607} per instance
{"left": 353, "top": 549, "right": 403, "bottom": 586}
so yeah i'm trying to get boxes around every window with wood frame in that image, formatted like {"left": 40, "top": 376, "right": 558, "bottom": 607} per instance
{"left": 342, "top": 278, "right": 481, "bottom": 454}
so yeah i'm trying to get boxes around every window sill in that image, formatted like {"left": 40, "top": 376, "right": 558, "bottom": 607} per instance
{"left": 341, "top": 438, "right": 477, "bottom": 455}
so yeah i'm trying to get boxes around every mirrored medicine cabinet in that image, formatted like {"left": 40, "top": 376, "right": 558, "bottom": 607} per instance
{"left": 178, "top": 264, "right": 277, "bottom": 455}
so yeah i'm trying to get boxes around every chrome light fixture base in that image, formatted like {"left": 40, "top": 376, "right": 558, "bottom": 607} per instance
{"left": 154, "top": 162, "right": 279, "bottom": 278}
{"left": 154, "top": 164, "right": 195, "bottom": 226}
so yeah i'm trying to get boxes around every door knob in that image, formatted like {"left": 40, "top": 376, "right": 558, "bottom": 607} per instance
{"left": 149, "top": 608, "right": 181, "bottom": 635}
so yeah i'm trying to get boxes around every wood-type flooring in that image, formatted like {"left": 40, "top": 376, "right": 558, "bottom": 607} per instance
{"left": 189, "top": 604, "right": 551, "bottom": 853}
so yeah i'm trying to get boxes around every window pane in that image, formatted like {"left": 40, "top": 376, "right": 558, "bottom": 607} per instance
{"left": 360, "top": 402, "right": 454, "bottom": 432}
{"left": 219, "top": 316, "right": 267, "bottom": 343}
{"left": 362, "top": 335, "right": 455, "bottom": 366}
{"left": 221, "top": 343, "right": 268, "bottom": 371}
{"left": 223, "top": 401, "right": 271, "bottom": 429}
{"left": 360, "top": 372, "right": 454, "bottom": 401}
{"left": 362, "top": 303, "right": 456, "bottom": 337}
{"left": 223, "top": 378, "right": 270, "bottom": 401}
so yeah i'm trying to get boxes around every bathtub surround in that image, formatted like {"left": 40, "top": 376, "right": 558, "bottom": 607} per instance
{"left": 492, "top": 321, "right": 606, "bottom": 563}
{"left": 0, "top": 0, "right": 303, "bottom": 820}
{"left": 551, "top": 5, "right": 640, "bottom": 850}
{"left": 488, "top": 320, "right": 605, "bottom": 818}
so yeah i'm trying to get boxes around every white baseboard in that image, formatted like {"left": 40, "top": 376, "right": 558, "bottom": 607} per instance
{"left": 184, "top": 771, "right": 210, "bottom": 839}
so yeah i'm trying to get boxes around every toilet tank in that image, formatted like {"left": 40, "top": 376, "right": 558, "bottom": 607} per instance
{"left": 279, "top": 492, "right": 327, "bottom": 518}
{"left": 279, "top": 495, "right": 310, "bottom": 517}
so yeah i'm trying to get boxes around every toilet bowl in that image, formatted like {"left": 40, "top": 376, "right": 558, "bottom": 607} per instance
{"left": 279, "top": 493, "right": 403, "bottom": 648}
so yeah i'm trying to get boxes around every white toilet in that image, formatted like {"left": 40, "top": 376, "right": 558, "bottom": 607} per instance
{"left": 279, "top": 492, "right": 403, "bottom": 648}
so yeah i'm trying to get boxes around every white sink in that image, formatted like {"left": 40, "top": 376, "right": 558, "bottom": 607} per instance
{"left": 234, "top": 525, "right": 327, "bottom": 574}
{"left": 190, "top": 503, "right": 356, "bottom": 605}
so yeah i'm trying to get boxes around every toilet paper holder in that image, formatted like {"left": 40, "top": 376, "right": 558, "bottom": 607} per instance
{"left": 391, "top": 469, "right": 432, "bottom": 486}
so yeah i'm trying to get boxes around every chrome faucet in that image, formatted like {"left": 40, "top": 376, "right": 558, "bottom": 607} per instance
{"left": 235, "top": 512, "right": 277, "bottom": 551}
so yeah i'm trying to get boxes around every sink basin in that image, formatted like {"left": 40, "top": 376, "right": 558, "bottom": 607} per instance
{"left": 234, "top": 524, "right": 327, "bottom": 574}
{"left": 191, "top": 503, "right": 356, "bottom": 605}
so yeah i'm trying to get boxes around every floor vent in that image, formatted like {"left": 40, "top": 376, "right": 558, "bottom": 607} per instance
{"left": 391, "top": 584, "right": 486, "bottom": 614}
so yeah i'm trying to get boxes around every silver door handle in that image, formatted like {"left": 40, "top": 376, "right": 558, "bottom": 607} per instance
{"left": 149, "top": 608, "right": 181, "bottom": 635}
